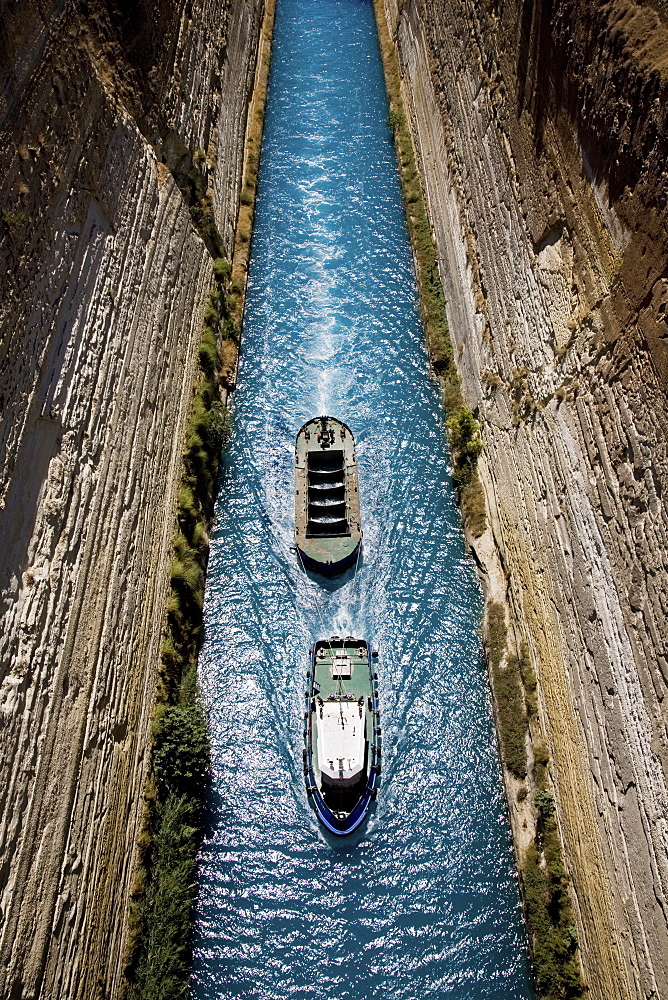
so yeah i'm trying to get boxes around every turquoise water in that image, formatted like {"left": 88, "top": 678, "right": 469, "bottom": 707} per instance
{"left": 191, "top": 0, "right": 532, "bottom": 996}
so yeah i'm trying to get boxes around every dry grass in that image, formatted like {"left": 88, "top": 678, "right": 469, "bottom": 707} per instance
{"left": 460, "top": 472, "right": 487, "bottom": 537}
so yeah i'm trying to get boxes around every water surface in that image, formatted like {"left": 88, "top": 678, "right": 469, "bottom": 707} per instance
{"left": 192, "top": 0, "right": 532, "bottom": 995}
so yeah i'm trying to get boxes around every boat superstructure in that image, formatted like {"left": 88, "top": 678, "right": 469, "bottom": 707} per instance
{"left": 304, "top": 636, "right": 381, "bottom": 835}
{"left": 294, "top": 416, "right": 362, "bottom": 575}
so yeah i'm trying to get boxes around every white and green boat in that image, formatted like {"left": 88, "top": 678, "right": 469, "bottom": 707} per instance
{"left": 303, "top": 636, "right": 381, "bottom": 835}
{"left": 294, "top": 416, "right": 362, "bottom": 575}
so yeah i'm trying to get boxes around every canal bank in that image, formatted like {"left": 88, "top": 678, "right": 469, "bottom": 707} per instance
{"left": 376, "top": 1, "right": 668, "bottom": 998}
{"left": 371, "top": 3, "right": 584, "bottom": 996}
{"left": 192, "top": 0, "right": 532, "bottom": 996}
{"left": 0, "top": 0, "right": 266, "bottom": 995}
{"left": 121, "top": 3, "right": 276, "bottom": 996}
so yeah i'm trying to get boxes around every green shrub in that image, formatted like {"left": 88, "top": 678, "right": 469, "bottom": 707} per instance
{"left": 203, "top": 304, "right": 219, "bottom": 326}
{"left": 213, "top": 256, "right": 231, "bottom": 281}
{"left": 535, "top": 787, "right": 555, "bottom": 820}
{"left": 132, "top": 795, "right": 199, "bottom": 1000}
{"left": 206, "top": 401, "right": 232, "bottom": 452}
{"left": 447, "top": 407, "right": 483, "bottom": 483}
{"left": 153, "top": 704, "right": 211, "bottom": 801}
{"left": 387, "top": 108, "right": 404, "bottom": 130}
{"left": 522, "top": 838, "right": 583, "bottom": 999}
{"left": 199, "top": 327, "right": 219, "bottom": 375}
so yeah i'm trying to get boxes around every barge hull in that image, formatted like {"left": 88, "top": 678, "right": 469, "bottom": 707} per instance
{"left": 297, "top": 538, "right": 361, "bottom": 576}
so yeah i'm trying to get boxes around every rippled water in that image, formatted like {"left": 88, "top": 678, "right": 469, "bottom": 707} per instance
{"left": 191, "top": 0, "right": 532, "bottom": 995}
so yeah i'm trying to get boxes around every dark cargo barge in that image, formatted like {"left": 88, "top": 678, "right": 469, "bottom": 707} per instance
{"left": 294, "top": 416, "right": 362, "bottom": 575}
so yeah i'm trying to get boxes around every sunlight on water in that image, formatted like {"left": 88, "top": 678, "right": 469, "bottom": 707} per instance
{"left": 191, "top": 0, "right": 533, "bottom": 996}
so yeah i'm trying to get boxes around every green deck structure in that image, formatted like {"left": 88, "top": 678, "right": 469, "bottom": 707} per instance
{"left": 305, "top": 637, "right": 381, "bottom": 834}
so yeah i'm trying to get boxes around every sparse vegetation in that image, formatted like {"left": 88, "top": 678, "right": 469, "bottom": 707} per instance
{"left": 460, "top": 472, "right": 487, "bottom": 537}
{"left": 1, "top": 208, "right": 26, "bottom": 229}
{"left": 123, "top": 1, "right": 279, "bottom": 989}
{"left": 522, "top": 801, "right": 583, "bottom": 999}
{"left": 485, "top": 600, "right": 507, "bottom": 671}
{"left": 482, "top": 601, "right": 583, "bottom": 993}
{"left": 130, "top": 793, "right": 202, "bottom": 999}
{"left": 493, "top": 653, "right": 528, "bottom": 778}
{"left": 124, "top": 256, "right": 233, "bottom": 999}
{"left": 213, "top": 256, "right": 231, "bottom": 281}
{"left": 372, "top": 0, "right": 486, "bottom": 536}
{"left": 189, "top": 192, "right": 225, "bottom": 259}
{"left": 374, "top": 9, "right": 583, "bottom": 987}
{"left": 484, "top": 602, "right": 527, "bottom": 778}
{"left": 520, "top": 641, "right": 538, "bottom": 717}
{"left": 533, "top": 741, "right": 550, "bottom": 785}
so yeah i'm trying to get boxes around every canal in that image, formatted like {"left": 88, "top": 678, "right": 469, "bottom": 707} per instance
{"left": 191, "top": 0, "right": 533, "bottom": 996}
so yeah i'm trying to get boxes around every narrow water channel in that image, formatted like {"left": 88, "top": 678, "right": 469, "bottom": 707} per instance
{"left": 192, "top": 0, "right": 533, "bottom": 995}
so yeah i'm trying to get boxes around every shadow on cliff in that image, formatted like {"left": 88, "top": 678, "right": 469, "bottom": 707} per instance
{"left": 509, "top": 0, "right": 668, "bottom": 208}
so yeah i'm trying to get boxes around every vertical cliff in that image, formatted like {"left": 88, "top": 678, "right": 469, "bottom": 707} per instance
{"left": 384, "top": 0, "right": 668, "bottom": 996}
{"left": 0, "top": 0, "right": 263, "bottom": 996}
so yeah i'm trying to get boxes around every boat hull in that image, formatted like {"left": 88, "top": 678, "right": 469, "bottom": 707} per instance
{"left": 296, "top": 537, "right": 361, "bottom": 576}
{"left": 294, "top": 416, "right": 362, "bottom": 576}
{"left": 307, "top": 781, "right": 376, "bottom": 836}
{"left": 304, "top": 636, "right": 381, "bottom": 836}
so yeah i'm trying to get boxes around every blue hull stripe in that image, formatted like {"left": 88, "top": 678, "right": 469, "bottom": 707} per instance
{"left": 305, "top": 639, "right": 379, "bottom": 836}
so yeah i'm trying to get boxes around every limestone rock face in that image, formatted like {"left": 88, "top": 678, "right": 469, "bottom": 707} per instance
{"left": 0, "top": 0, "right": 262, "bottom": 996}
{"left": 386, "top": 0, "right": 668, "bottom": 997}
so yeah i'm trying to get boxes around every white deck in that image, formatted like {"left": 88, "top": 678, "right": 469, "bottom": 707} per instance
{"left": 316, "top": 701, "right": 365, "bottom": 781}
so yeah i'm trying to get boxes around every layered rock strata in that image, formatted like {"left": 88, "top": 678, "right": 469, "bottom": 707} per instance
{"left": 382, "top": 0, "right": 668, "bottom": 997}
{"left": 0, "top": 0, "right": 263, "bottom": 996}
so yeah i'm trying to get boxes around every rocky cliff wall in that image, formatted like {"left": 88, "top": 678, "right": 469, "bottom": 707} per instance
{"left": 384, "top": 0, "right": 668, "bottom": 997}
{"left": 0, "top": 1, "right": 263, "bottom": 996}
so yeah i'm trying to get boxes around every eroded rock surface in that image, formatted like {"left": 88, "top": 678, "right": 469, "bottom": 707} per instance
{"left": 0, "top": 0, "right": 262, "bottom": 995}
{"left": 384, "top": 0, "right": 668, "bottom": 997}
